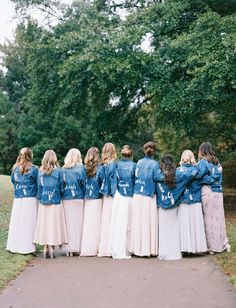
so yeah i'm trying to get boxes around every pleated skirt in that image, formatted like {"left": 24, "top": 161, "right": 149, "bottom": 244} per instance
{"left": 34, "top": 203, "right": 67, "bottom": 246}
{"left": 158, "top": 207, "right": 182, "bottom": 260}
{"left": 6, "top": 197, "right": 38, "bottom": 254}
{"left": 202, "top": 186, "right": 228, "bottom": 252}
{"left": 178, "top": 202, "right": 207, "bottom": 253}
{"left": 129, "top": 194, "right": 158, "bottom": 257}
{"left": 80, "top": 199, "right": 103, "bottom": 256}
{"left": 109, "top": 191, "right": 132, "bottom": 259}
{"left": 98, "top": 196, "right": 113, "bottom": 257}
{"left": 62, "top": 199, "right": 84, "bottom": 253}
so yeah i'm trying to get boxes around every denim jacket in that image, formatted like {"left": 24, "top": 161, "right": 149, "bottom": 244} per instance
{"left": 100, "top": 162, "right": 117, "bottom": 197}
{"left": 116, "top": 159, "right": 136, "bottom": 197}
{"left": 61, "top": 165, "right": 86, "bottom": 200}
{"left": 37, "top": 168, "right": 62, "bottom": 205}
{"left": 11, "top": 166, "right": 38, "bottom": 198}
{"left": 134, "top": 156, "right": 161, "bottom": 197}
{"left": 200, "top": 161, "right": 223, "bottom": 193}
{"left": 180, "top": 164, "right": 204, "bottom": 204}
{"left": 85, "top": 165, "right": 104, "bottom": 199}
{"left": 156, "top": 165, "right": 198, "bottom": 209}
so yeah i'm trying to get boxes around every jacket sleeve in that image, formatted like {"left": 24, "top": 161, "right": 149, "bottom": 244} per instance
{"left": 154, "top": 164, "right": 164, "bottom": 182}
{"left": 11, "top": 170, "right": 15, "bottom": 184}
{"left": 195, "top": 159, "right": 209, "bottom": 179}
{"left": 59, "top": 169, "right": 65, "bottom": 197}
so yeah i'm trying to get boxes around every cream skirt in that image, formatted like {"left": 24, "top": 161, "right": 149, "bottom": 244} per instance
{"left": 129, "top": 194, "right": 158, "bottom": 257}
{"left": 109, "top": 191, "right": 132, "bottom": 259}
{"left": 202, "top": 186, "right": 228, "bottom": 252}
{"left": 80, "top": 199, "right": 103, "bottom": 256}
{"left": 158, "top": 207, "right": 182, "bottom": 260}
{"left": 98, "top": 196, "right": 113, "bottom": 257}
{"left": 178, "top": 202, "right": 207, "bottom": 253}
{"left": 6, "top": 197, "right": 38, "bottom": 254}
{"left": 34, "top": 203, "right": 67, "bottom": 246}
{"left": 62, "top": 199, "right": 84, "bottom": 253}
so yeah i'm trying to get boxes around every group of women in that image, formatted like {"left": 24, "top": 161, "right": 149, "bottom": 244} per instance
{"left": 6, "top": 141, "right": 230, "bottom": 260}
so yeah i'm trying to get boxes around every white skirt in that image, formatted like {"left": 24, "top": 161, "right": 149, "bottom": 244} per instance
{"left": 80, "top": 199, "right": 103, "bottom": 256}
{"left": 34, "top": 203, "right": 67, "bottom": 246}
{"left": 178, "top": 202, "right": 207, "bottom": 253}
{"left": 98, "top": 196, "right": 113, "bottom": 257}
{"left": 109, "top": 191, "right": 132, "bottom": 259}
{"left": 158, "top": 207, "right": 182, "bottom": 260}
{"left": 62, "top": 199, "right": 84, "bottom": 253}
{"left": 129, "top": 194, "right": 158, "bottom": 257}
{"left": 6, "top": 197, "right": 38, "bottom": 254}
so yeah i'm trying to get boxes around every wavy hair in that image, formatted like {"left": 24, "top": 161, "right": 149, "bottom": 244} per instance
{"left": 13, "top": 147, "right": 33, "bottom": 174}
{"left": 40, "top": 150, "right": 59, "bottom": 174}
{"left": 101, "top": 142, "right": 117, "bottom": 164}
{"left": 198, "top": 142, "right": 218, "bottom": 164}
{"left": 63, "top": 148, "right": 82, "bottom": 168}
{"left": 85, "top": 147, "right": 100, "bottom": 177}
{"left": 160, "top": 154, "right": 176, "bottom": 188}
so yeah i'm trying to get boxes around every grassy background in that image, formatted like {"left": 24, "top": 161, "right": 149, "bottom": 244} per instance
{"left": 0, "top": 175, "right": 34, "bottom": 291}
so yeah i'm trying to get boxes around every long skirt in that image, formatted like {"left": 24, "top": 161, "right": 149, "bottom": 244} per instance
{"left": 6, "top": 197, "right": 38, "bottom": 254}
{"left": 62, "top": 199, "right": 84, "bottom": 253}
{"left": 158, "top": 207, "right": 182, "bottom": 260}
{"left": 129, "top": 194, "right": 158, "bottom": 257}
{"left": 178, "top": 202, "right": 207, "bottom": 253}
{"left": 109, "top": 191, "right": 132, "bottom": 259}
{"left": 98, "top": 196, "right": 113, "bottom": 257}
{"left": 202, "top": 186, "right": 228, "bottom": 252}
{"left": 34, "top": 203, "right": 67, "bottom": 246}
{"left": 80, "top": 199, "right": 103, "bottom": 256}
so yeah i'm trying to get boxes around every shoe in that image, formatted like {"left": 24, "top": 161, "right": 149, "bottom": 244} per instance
{"left": 209, "top": 251, "right": 214, "bottom": 255}
{"left": 69, "top": 252, "right": 73, "bottom": 257}
{"left": 49, "top": 246, "right": 55, "bottom": 259}
{"left": 43, "top": 246, "right": 49, "bottom": 259}
{"left": 226, "top": 244, "right": 231, "bottom": 253}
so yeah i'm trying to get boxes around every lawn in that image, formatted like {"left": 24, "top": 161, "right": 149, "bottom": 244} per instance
{"left": 0, "top": 175, "right": 34, "bottom": 291}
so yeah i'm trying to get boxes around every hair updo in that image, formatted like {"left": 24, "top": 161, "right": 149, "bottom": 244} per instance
{"left": 143, "top": 141, "right": 156, "bottom": 157}
{"left": 121, "top": 145, "right": 133, "bottom": 158}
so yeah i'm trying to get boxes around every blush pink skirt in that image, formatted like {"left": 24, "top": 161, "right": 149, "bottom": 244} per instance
{"left": 129, "top": 194, "right": 158, "bottom": 257}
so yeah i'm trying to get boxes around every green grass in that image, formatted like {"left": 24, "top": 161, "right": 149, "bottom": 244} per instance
{"left": 0, "top": 175, "right": 34, "bottom": 291}
{"left": 214, "top": 221, "right": 236, "bottom": 288}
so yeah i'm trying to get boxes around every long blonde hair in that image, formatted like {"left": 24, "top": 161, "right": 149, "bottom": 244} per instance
{"left": 101, "top": 142, "right": 116, "bottom": 164}
{"left": 180, "top": 150, "right": 196, "bottom": 166}
{"left": 13, "top": 147, "right": 33, "bottom": 174}
{"left": 85, "top": 147, "right": 100, "bottom": 177}
{"left": 40, "top": 150, "right": 59, "bottom": 174}
{"left": 63, "top": 148, "right": 82, "bottom": 168}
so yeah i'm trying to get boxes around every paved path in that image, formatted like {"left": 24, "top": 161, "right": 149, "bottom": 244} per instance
{"left": 0, "top": 254, "right": 236, "bottom": 308}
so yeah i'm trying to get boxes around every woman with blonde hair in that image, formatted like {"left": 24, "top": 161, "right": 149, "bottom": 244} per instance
{"left": 80, "top": 147, "right": 104, "bottom": 256}
{"left": 178, "top": 150, "right": 208, "bottom": 254}
{"left": 61, "top": 148, "right": 86, "bottom": 257}
{"left": 34, "top": 150, "right": 67, "bottom": 258}
{"left": 109, "top": 145, "right": 136, "bottom": 259}
{"left": 6, "top": 147, "right": 38, "bottom": 254}
{"left": 98, "top": 142, "right": 117, "bottom": 257}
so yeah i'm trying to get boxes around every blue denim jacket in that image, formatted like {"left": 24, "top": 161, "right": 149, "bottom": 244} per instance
{"left": 11, "top": 166, "right": 38, "bottom": 198}
{"left": 199, "top": 161, "right": 223, "bottom": 193}
{"left": 37, "top": 168, "right": 62, "bottom": 205}
{"left": 180, "top": 164, "right": 203, "bottom": 204}
{"left": 100, "top": 162, "right": 117, "bottom": 197}
{"left": 116, "top": 159, "right": 136, "bottom": 197}
{"left": 61, "top": 165, "right": 86, "bottom": 200}
{"left": 85, "top": 165, "right": 104, "bottom": 199}
{"left": 156, "top": 165, "right": 198, "bottom": 209}
{"left": 134, "top": 156, "right": 161, "bottom": 197}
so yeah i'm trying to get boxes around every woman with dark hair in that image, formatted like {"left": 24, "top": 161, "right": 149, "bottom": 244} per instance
{"left": 129, "top": 141, "right": 160, "bottom": 257}
{"left": 156, "top": 154, "right": 197, "bottom": 260}
{"left": 198, "top": 142, "right": 230, "bottom": 254}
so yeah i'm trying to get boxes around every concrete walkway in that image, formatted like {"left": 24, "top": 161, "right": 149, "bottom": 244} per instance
{"left": 0, "top": 254, "right": 236, "bottom": 308}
